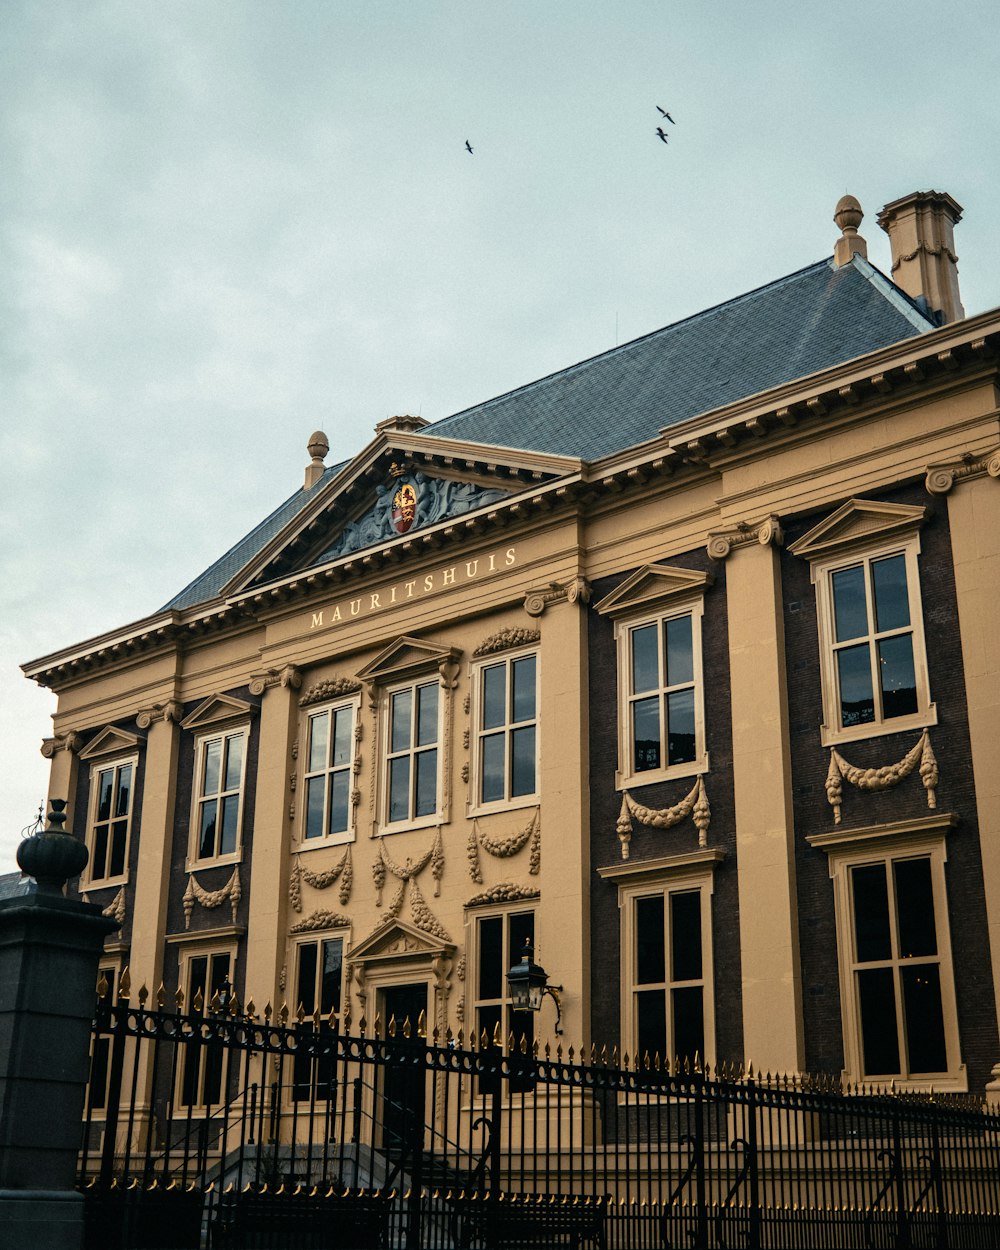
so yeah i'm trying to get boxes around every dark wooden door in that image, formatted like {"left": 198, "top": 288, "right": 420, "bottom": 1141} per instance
{"left": 378, "top": 983, "right": 428, "bottom": 1155}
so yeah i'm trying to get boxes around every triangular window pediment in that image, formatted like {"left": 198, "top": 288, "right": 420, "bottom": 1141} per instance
{"left": 349, "top": 918, "right": 452, "bottom": 964}
{"left": 356, "top": 636, "right": 461, "bottom": 685}
{"left": 79, "top": 725, "right": 144, "bottom": 761}
{"left": 788, "top": 499, "right": 926, "bottom": 562}
{"left": 180, "top": 693, "right": 256, "bottom": 732}
{"left": 594, "top": 564, "right": 713, "bottom": 618}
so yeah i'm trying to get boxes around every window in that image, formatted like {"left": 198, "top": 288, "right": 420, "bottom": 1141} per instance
{"left": 292, "top": 936, "right": 345, "bottom": 1102}
{"left": 808, "top": 818, "right": 964, "bottom": 1090}
{"left": 473, "top": 909, "right": 535, "bottom": 1091}
{"left": 178, "top": 950, "right": 232, "bottom": 1109}
{"left": 192, "top": 731, "right": 246, "bottom": 863}
{"left": 383, "top": 678, "right": 441, "bottom": 828}
{"left": 85, "top": 758, "right": 136, "bottom": 885}
{"left": 302, "top": 701, "right": 357, "bottom": 845}
{"left": 87, "top": 964, "right": 118, "bottom": 1113}
{"left": 472, "top": 652, "right": 538, "bottom": 810}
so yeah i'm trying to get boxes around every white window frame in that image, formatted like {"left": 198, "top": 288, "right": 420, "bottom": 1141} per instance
{"left": 378, "top": 675, "right": 445, "bottom": 835}
{"left": 188, "top": 727, "right": 249, "bottom": 870}
{"left": 83, "top": 754, "right": 139, "bottom": 889}
{"left": 809, "top": 816, "right": 965, "bottom": 1092}
{"left": 296, "top": 696, "right": 360, "bottom": 851}
{"left": 468, "top": 647, "right": 540, "bottom": 816}
{"left": 614, "top": 597, "right": 708, "bottom": 790}
{"left": 175, "top": 944, "right": 236, "bottom": 1112}
{"left": 813, "top": 534, "right": 936, "bottom": 747}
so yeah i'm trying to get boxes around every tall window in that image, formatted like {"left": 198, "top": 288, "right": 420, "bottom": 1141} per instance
{"left": 474, "top": 909, "right": 535, "bottom": 1090}
{"left": 179, "top": 951, "right": 232, "bottom": 1109}
{"left": 87, "top": 760, "right": 135, "bottom": 884}
{"left": 292, "top": 937, "right": 345, "bottom": 1101}
{"left": 474, "top": 653, "right": 537, "bottom": 808}
{"left": 303, "top": 703, "right": 356, "bottom": 843}
{"left": 193, "top": 731, "right": 245, "bottom": 862}
{"left": 87, "top": 964, "right": 118, "bottom": 1113}
{"left": 632, "top": 887, "right": 707, "bottom": 1067}
{"left": 385, "top": 679, "right": 440, "bottom": 826}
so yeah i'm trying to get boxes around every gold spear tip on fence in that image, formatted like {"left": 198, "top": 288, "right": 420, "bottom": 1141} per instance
{"left": 612, "top": 1044, "right": 619, "bottom": 1067}
{"left": 373, "top": 1010, "right": 381, "bottom": 1036}
{"left": 96, "top": 970, "right": 109, "bottom": 999}
{"left": 137, "top": 982, "right": 149, "bottom": 1007}
{"left": 263, "top": 1001, "right": 272, "bottom": 1021}
{"left": 295, "top": 1002, "right": 305, "bottom": 1024}
{"left": 156, "top": 982, "right": 166, "bottom": 1008}
{"left": 388, "top": 1013, "right": 396, "bottom": 1038}
{"left": 193, "top": 987, "right": 204, "bottom": 1012}
{"left": 118, "top": 966, "right": 131, "bottom": 1000}
{"left": 402, "top": 1015, "right": 411, "bottom": 1040}
{"left": 210, "top": 988, "right": 221, "bottom": 1013}
{"left": 693, "top": 1050, "right": 702, "bottom": 1074}
{"left": 278, "top": 1002, "right": 289, "bottom": 1024}
{"left": 418, "top": 1009, "right": 426, "bottom": 1038}
{"left": 493, "top": 1020, "right": 502, "bottom": 1046}
{"left": 520, "top": 1034, "right": 527, "bottom": 1055}
{"left": 445, "top": 1025, "right": 453, "bottom": 1044}
{"left": 175, "top": 986, "right": 185, "bottom": 1010}
{"left": 567, "top": 1044, "right": 575, "bottom": 1061}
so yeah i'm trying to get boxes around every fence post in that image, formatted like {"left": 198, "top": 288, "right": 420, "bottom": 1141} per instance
{"left": 0, "top": 802, "right": 118, "bottom": 1249}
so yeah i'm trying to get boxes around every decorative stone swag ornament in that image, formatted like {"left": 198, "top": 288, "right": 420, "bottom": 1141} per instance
{"left": 615, "top": 776, "right": 711, "bottom": 860}
{"left": 466, "top": 881, "right": 541, "bottom": 907}
{"left": 466, "top": 809, "right": 541, "bottom": 882}
{"left": 82, "top": 884, "right": 127, "bottom": 926}
{"left": 299, "top": 676, "right": 362, "bottom": 708}
{"left": 825, "top": 728, "right": 938, "bottom": 825}
{"left": 289, "top": 909, "right": 352, "bottom": 934}
{"left": 288, "top": 846, "right": 353, "bottom": 913}
{"left": 472, "top": 626, "right": 541, "bottom": 658}
{"left": 371, "top": 830, "right": 449, "bottom": 940}
{"left": 182, "top": 867, "right": 241, "bottom": 928}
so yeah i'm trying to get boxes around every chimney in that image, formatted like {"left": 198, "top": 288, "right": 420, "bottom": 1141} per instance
{"left": 304, "top": 430, "right": 329, "bottom": 489}
{"left": 833, "top": 195, "right": 868, "bottom": 266}
{"left": 876, "top": 190, "right": 965, "bottom": 324}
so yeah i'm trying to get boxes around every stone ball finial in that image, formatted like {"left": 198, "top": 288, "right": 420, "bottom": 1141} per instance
{"left": 16, "top": 798, "right": 89, "bottom": 893}
{"left": 834, "top": 194, "right": 864, "bottom": 235}
{"left": 307, "top": 430, "right": 329, "bottom": 463}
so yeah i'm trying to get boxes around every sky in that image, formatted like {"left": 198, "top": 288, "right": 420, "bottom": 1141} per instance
{"left": 2, "top": 1, "right": 1000, "bottom": 871}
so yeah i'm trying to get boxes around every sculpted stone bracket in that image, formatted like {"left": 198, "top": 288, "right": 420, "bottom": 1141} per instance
{"left": 523, "top": 577, "right": 591, "bottom": 618}
{"left": 925, "top": 447, "right": 1000, "bottom": 495}
{"left": 467, "top": 809, "right": 541, "bottom": 882}
{"left": 40, "top": 730, "right": 83, "bottom": 758}
{"left": 825, "top": 729, "right": 938, "bottom": 825}
{"left": 249, "top": 665, "right": 302, "bottom": 696}
{"left": 472, "top": 626, "right": 541, "bottom": 657}
{"left": 182, "top": 867, "right": 241, "bottom": 929}
{"left": 299, "top": 675, "right": 362, "bottom": 707}
{"left": 289, "top": 846, "right": 353, "bottom": 913}
{"left": 707, "top": 516, "right": 783, "bottom": 561}
{"left": 615, "top": 777, "right": 711, "bottom": 860}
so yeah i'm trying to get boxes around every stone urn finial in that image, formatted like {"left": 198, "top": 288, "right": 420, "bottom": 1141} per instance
{"left": 16, "top": 798, "right": 90, "bottom": 894}
{"left": 833, "top": 194, "right": 868, "bottom": 266}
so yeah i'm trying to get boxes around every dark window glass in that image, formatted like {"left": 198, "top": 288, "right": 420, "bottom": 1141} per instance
{"left": 510, "top": 726, "right": 536, "bottom": 797}
{"left": 93, "top": 826, "right": 109, "bottom": 880}
{"left": 901, "top": 965, "right": 947, "bottom": 1073}
{"left": 636, "top": 989, "right": 666, "bottom": 1062}
{"left": 508, "top": 911, "right": 534, "bottom": 966}
{"left": 665, "top": 615, "right": 693, "bottom": 686}
{"left": 482, "top": 665, "right": 506, "bottom": 730}
{"left": 308, "top": 714, "right": 328, "bottom": 772}
{"left": 224, "top": 736, "right": 242, "bottom": 791}
{"left": 202, "top": 955, "right": 230, "bottom": 1105}
{"left": 672, "top": 986, "right": 704, "bottom": 1065}
{"left": 512, "top": 656, "right": 536, "bottom": 723}
{"left": 894, "top": 858, "right": 937, "bottom": 957}
{"left": 416, "top": 683, "right": 438, "bottom": 746}
{"left": 838, "top": 644, "right": 875, "bottom": 727}
{"left": 203, "top": 740, "right": 221, "bottom": 796}
{"left": 478, "top": 917, "right": 503, "bottom": 999}
{"left": 633, "top": 697, "right": 661, "bottom": 772}
{"left": 832, "top": 565, "right": 868, "bottom": 642}
{"left": 329, "top": 771, "right": 350, "bottom": 834}
{"left": 97, "top": 770, "right": 113, "bottom": 822}
{"left": 297, "top": 943, "right": 318, "bottom": 1013}
{"left": 320, "top": 939, "right": 344, "bottom": 1015}
{"left": 390, "top": 690, "right": 411, "bottom": 754}
{"left": 671, "top": 891, "right": 702, "bottom": 981}
{"left": 878, "top": 635, "right": 918, "bottom": 720}
{"left": 872, "top": 555, "right": 910, "bottom": 633}
{"left": 636, "top": 895, "right": 665, "bottom": 984}
{"left": 481, "top": 734, "right": 504, "bottom": 803}
{"left": 414, "top": 748, "right": 437, "bottom": 817}
{"left": 631, "top": 624, "right": 659, "bottom": 694}
{"left": 305, "top": 776, "right": 324, "bottom": 839}
{"left": 667, "top": 688, "right": 696, "bottom": 765}
{"left": 852, "top": 864, "right": 892, "bottom": 962}
{"left": 115, "top": 765, "right": 132, "bottom": 817}
{"left": 388, "top": 757, "right": 410, "bottom": 823}
{"left": 858, "top": 967, "right": 900, "bottom": 1076}
{"left": 219, "top": 795, "right": 239, "bottom": 856}
{"left": 109, "top": 822, "right": 127, "bottom": 877}
{"left": 332, "top": 708, "right": 352, "bottom": 766}
{"left": 199, "top": 802, "right": 218, "bottom": 859}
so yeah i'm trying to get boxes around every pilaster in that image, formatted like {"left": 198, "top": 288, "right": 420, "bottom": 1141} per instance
{"left": 40, "top": 734, "right": 82, "bottom": 834}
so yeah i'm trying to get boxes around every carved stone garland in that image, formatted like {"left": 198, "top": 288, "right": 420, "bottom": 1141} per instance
{"left": 299, "top": 676, "right": 362, "bottom": 708}
{"left": 289, "top": 846, "right": 353, "bottom": 913}
{"left": 371, "top": 831, "right": 449, "bottom": 940}
{"left": 467, "top": 809, "right": 541, "bottom": 883}
{"left": 82, "top": 885, "right": 127, "bottom": 926}
{"left": 290, "top": 909, "right": 352, "bottom": 934}
{"left": 615, "top": 776, "right": 711, "bottom": 860}
{"left": 825, "top": 728, "right": 938, "bottom": 825}
{"left": 473, "top": 627, "right": 541, "bottom": 658}
{"left": 466, "top": 881, "right": 541, "bottom": 907}
{"left": 182, "top": 867, "right": 241, "bottom": 929}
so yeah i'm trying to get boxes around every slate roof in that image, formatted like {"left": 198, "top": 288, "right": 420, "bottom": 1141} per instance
{"left": 163, "top": 254, "right": 932, "bottom": 612}
{"left": 0, "top": 870, "right": 33, "bottom": 901}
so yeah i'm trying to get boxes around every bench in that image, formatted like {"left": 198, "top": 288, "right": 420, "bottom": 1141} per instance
{"left": 449, "top": 1192, "right": 609, "bottom": 1249}
{"left": 209, "top": 1188, "right": 389, "bottom": 1249}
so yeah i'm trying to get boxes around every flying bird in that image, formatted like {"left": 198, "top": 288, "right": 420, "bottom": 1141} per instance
{"left": 656, "top": 107, "right": 675, "bottom": 123}
{"left": 655, "top": 127, "right": 670, "bottom": 144}
{"left": 465, "top": 140, "right": 474, "bottom": 154}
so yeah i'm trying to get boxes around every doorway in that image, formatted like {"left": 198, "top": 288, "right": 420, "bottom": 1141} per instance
{"left": 377, "top": 982, "right": 428, "bottom": 1155}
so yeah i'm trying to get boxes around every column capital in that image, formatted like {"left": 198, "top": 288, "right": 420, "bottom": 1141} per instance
{"left": 707, "top": 515, "right": 783, "bottom": 560}
{"left": 248, "top": 664, "right": 302, "bottom": 696}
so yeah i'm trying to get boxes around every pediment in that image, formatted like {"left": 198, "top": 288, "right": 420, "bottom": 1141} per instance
{"left": 594, "top": 564, "right": 713, "bottom": 618}
{"left": 356, "top": 636, "right": 461, "bottom": 684}
{"left": 79, "top": 725, "right": 145, "bottom": 761}
{"left": 349, "top": 918, "right": 453, "bottom": 965}
{"left": 788, "top": 499, "right": 926, "bottom": 562}
{"left": 180, "top": 693, "right": 257, "bottom": 732}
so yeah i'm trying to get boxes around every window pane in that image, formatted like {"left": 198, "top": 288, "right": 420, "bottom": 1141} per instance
{"left": 329, "top": 771, "right": 350, "bottom": 834}
{"left": 202, "top": 740, "right": 222, "bottom": 797}
{"left": 93, "top": 825, "right": 109, "bottom": 879}
{"left": 390, "top": 690, "right": 412, "bottom": 754}
{"left": 189, "top": 956, "right": 208, "bottom": 1003}
{"left": 894, "top": 858, "right": 937, "bottom": 957}
{"left": 388, "top": 757, "right": 410, "bottom": 822}
{"left": 665, "top": 615, "right": 693, "bottom": 687}
{"left": 115, "top": 765, "right": 132, "bottom": 817}
{"left": 511, "top": 726, "right": 536, "bottom": 797}
{"left": 110, "top": 822, "right": 128, "bottom": 877}
{"left": 666, "top": 688, "right": 696, "bottom": 765}
{"left": 478, "top": 917, "right": 503, "bottom": 999}
{"left": 308, "top": 713, "right": 329, "bottom": 772}
{"left": 482, "top": 665, "right": 506, "bottom": 730}
{"left": 878, "top": 635, "right": 918, "bottom": 720}
{"left": 512, "top": 656, "right": 536, "bottom": 722}
{"left": 415, "top": 749, "right": 437, "bottom": 817}
{"left": 858, "top": 967, "right": 900, "bottom": 1076}
{"left": 210, "top": 954, "right": 231, "bottom": 995}
{"left": 508, "top": 911, "right": 534, "bottom": 967}
{"left": 97, "top": 770, "right": 114, "bottom": 822}
{"left": 332, "top": 707, "right": 352, "bottom": 766}
{"left": 199, "top": 801, "right": 218, "bottom": 859}
{"left": 672, "top": 986, "right": 704, "bottom": 1065}
{"left": 631, "top": 624, "right": 659, "bottom": 694}
{"left": 416, "top": 683, "right": 439, "bottom": 746}
{"left": 481, "top": 734, "right": 505, "bottom": 803}
{"left": 223, "top": 736, "right": 243, "bottom": 792}
{"left": 305, "top": 776, "right": 325, "bottom": 839}
{"left": 636, "top": 989, "right": 666, "bottom": 1062}
{"left": 902, "top": 965, "right": 947, "bottom": 1073}
{"left": 837, "top": 644, "right": 875, "bottom": 727}
{"left": 320, "top": 939, "right": 344, "bottom": 1015}
{"left": 632, "top": 697, "right": 661, "bottom": 772}
{"left": 219, "top": 795, "right": 239, "bottom": 856}
{"left": 872, "top": 555, "right": 910, "bottom": 633}
{"left": 671, "top": 891, "right": 702, "bottom": 981}
{"left": 852, "top": 864, "right": 892, "bottom": 962}
{"left": 636, "top": 895, "right": 665, "bottom": 984}
{"left": 297, "top": 943, "right": 318, "bottom": 1014}
{"left": 832, "top": 565, "right": 868, "bottom": 642}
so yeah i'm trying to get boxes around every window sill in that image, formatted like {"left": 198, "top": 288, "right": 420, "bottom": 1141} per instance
{"left": 376, "top": 813, "right": 444, "bottom": 838}
{"left": 820, "top": 704, "right": 937, "bottom": 749}
{"left": 293, "top": 831, "right": 356, "bottom": 854}
{"left": 184, "top": 850, "right": 243, "bottom": 874}
{"left": 467, "top": 795, "right": 540, "bottom": 820}
{"left": 82, "top": 873, "right": 129, "bottom": 891}
{"left": 841, "top": 1065, "right": 967, "bottom": 1095}
{"left": 616, "top": 754, "right": 709, "bottom": 792}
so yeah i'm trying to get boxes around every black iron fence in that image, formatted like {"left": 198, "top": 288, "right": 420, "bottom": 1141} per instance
{"left": 81, "top": 973, "right": 1000, "bottom": 1249}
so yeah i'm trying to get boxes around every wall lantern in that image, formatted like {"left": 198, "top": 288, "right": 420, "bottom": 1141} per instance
{"left": 506, "top": 938, "right": 564, "bottom": 1035}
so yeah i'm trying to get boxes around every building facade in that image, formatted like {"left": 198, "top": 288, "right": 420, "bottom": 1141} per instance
{"left": 24, "top": 190, "right": 1000, "bottom": 1107}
